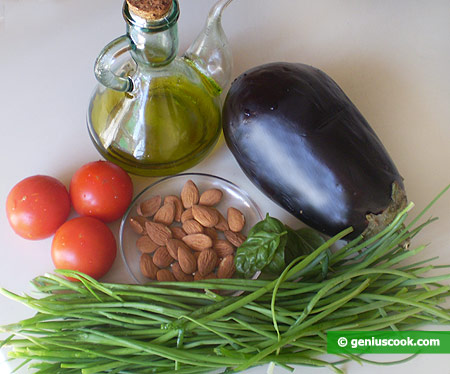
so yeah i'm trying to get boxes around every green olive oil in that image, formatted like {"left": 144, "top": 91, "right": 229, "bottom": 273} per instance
{"left": 89, "top": 75, "right": 221, "bottom": 176}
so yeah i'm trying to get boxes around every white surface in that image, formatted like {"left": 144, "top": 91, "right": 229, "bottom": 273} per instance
{"left": 0, "top": 0, "right": 449, "bottom": 373}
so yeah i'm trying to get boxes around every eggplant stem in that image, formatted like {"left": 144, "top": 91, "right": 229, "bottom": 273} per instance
{"left": 363, "top": 181, "right": 408, "bottom": 239}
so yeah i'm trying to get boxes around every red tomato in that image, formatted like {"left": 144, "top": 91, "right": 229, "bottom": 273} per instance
{"left": 51, "top": 216, "right": 117, "bottom": 280}
{"left": 70, "top": 160, "right": 133, "bottom": 222}
{"left": 6, "top": 175, "right": 71, "bottom": 240}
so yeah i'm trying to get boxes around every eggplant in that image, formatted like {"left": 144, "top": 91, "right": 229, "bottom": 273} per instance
{"left": 222, "top": 62, "right": 407, "bottom": 239}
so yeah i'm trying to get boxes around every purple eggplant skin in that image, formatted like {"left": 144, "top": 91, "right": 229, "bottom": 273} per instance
{"left": 222, "top": 62, "right": 407, "bottom": 239}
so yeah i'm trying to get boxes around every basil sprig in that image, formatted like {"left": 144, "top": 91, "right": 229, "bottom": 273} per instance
{"left": 235, "top": 214, "right": 326, "bottom": 278}
{"left": 234, "top": 214, "right": 287, "bottom": 278}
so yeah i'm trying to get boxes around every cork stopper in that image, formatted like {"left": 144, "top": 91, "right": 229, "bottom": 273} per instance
{"left": 127, "top": 0, "right": 172, "bottom": 21}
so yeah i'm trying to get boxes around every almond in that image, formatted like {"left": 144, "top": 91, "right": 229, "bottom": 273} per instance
{"left": 181, "top": 208, "right": 194, "bottom": 223}
{"left": 182, "top": 233, "right": 213, "bottom": 251}
{"left": 153, "top": 202, "right": 175, "bottom": 226}
{"left": 227, "top": 207, "right": 245, "bottom": 232}
{"left": 197, "top": 248, "right": 218, "bottom": 276}
{"left": 224, "top": 230, "right": 246, "bottom": 247}
{"left": 178, "top": 246, "right": 197, "bottom": 274}
{"left": 129, "top": 216, "right": 148, "bottom": 235}
{"left": 171, "top": 226, "right": 187, "bottom": 240}
{"left": 214, "top": 212, "right": 229, "bottom": 231}
{"left": 138, "top": 195, "right": 161, "bottom": 217}
{"left": 194, "top": 272, "right": 217, "bottom": 281}
{"left": 140, "top": 253, "right": 158, "bottom": 279}
{"left": 199, "top": 188, "right": 223, "bottom": 206}
{"left": 217, "top": 255, "right": 235, "bottom": 279}
{"left": 152, "top": 246, "right": 174, "bottom": 268}
{"left": 192, "top": 205, "right": 219, "bottom": 228}
{"left": 171, "top": 262, "right": 194, "bottom": 282}
{"left": 213, "top": 239, "right": 235, "bottom": 258}
{"left": 180, "top": 180, "right": 199, "bottom": 209}
{"left": 145, "top": 221, "right": 172, "bottom": 246}
{"left": 204, "top": 227, "right": 219, "bottom": 241}
{"left": 136, "top": 235, "right": 159, "bottom": 253}
{"left": 165, "top": 238, "right": 189, "bottom": 260}
{"left": 164, "top": 195, "right": 183, "bottom": 222}
{"left": 157, "top": 269, "right": 175, "bottom": 282}
{"left": 182, "top": 219, "right": 204, "bottom": 235}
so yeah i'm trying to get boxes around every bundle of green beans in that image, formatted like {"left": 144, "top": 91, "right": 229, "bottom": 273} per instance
{"left": 1, "top": 187, "right": 450, "bottom": 374}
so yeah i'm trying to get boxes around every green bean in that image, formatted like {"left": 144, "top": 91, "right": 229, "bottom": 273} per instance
{"left": 236, "top": 279, "right": 371, "bottom": 371}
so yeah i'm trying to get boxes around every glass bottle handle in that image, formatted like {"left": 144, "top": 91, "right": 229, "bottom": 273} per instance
{"left": 94, "top": 35, "right": 134, "bottom": 93}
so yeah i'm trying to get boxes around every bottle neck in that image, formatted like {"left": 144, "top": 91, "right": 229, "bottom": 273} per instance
{"left": 123, "top": 1, "right": 180, "bottom": 68}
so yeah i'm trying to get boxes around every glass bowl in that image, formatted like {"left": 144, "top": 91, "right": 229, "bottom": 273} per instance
{"left": 119, "top": 172, "right": 263, "bottom": 284}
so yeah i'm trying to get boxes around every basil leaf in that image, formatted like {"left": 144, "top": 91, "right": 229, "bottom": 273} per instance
{"left": 285, "top": 227, "right": 330, "bottom": 279}
{"left": 235, "top": 215, "right": 287, "bottom": 278}
{"left": 264, "top": 234, "right": 288, "bottom": 275}
{"left": 248, "top": 214, "right": 286, "bottom": 236}
{"left": 284, "top": 227, "right": 325, "bottom": 261}
{"left": 295, "top": 228, "right": 330, "bottom": 279}
{"left": 295, "top": 227, "right": 326, "bottom": 250}
{"left": 235, "top": 231, "right": 284, "bottom": 277}
{"left": 284, "top": 228, "right": 307, "bottom": 264}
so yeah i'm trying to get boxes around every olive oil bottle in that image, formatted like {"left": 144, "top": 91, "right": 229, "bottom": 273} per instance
{"left": 87, "top": 0, "right": 233, "bottom": 176}
{"left": 89, "top": 66, "right": 221, "bottom": 176}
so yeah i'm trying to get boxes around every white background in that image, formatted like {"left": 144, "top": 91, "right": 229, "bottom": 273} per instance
{"left": 0, "top": 0, "right": 449, "bottom": 373}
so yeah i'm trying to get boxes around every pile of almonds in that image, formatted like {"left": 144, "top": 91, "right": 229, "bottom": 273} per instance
{"left": 128, "top": 179, "right": 247, "bottom": 282}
